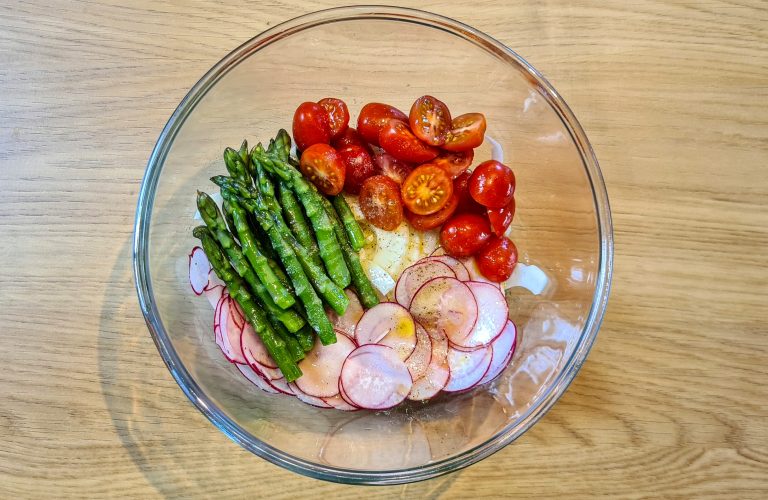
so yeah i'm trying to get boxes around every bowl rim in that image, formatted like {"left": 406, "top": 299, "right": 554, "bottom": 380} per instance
{"left": 133, "top": 5, "right": 614, "bottom": 485}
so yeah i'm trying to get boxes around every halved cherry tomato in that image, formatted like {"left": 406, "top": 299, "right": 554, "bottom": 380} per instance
{"left": 488, "top": 198, "right": 515, "bottom": 235}
{"left": 468, "top": 160, "right": 515, "bottom": 208}
{"left": 292, "top": 102, "right": 331, "bottom": 151}
{"left": 359, "top": 175, "right": 404, "bottom": 231}
{"left": 443, "top": 112, "right": 486, "bottom": 152}
{"left": 454, "top": 171, "right": 485, "bottom": 214}
{"left": 431, "top": 149, "right": 474, "bottom": 179}
{"left": 372, "top": 151, "right": 412, "bottom": 185}
{"left": 379, "top": 119, "right": 439, "bottom": 164}
{"left": 401, "top": 164, "right": 454, "bottom": 216}
{"left": 338, "top": 145, "right": 376, "bottom": 195}
{"left": 357, "top": 103, "right": 408, "bottom": 146}
{"left": 405, "top": 193, "right": 458, "bottom": 231}
{"left": 299, "top": 144, "right": 345, "bottom": 196}
{"left": 332, "top": 127, "right": 369, "bottom": 152}
{"left": 439, "top": 213, "right": 492, "bottom": 258}
{"left": 318, "top": 98, "right": 350, "bottom": 140}
{"left": 477, "top": 236, "right": 518, "bottom": 282}
{"left": 409, "top": 95, "right": 452, "bottom": 146}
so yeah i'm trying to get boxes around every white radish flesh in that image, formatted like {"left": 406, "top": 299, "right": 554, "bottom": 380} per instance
{"left": 444, "top": 345, "right": 493, "bottom": 392}
{"left": 215, "top": 297, "right": 246, "bottom": 364}
{"left": 479, "top": 320, "right": 518, "bottom": 385}
{"left": 409, "top": 277, "right": 478, "bottom": 347}
{"left": 327, "top": 289, "right": 364, "bottom": 337}
{"left": 236, "top": 364, "right": 279, "bottom": 394}
{"left": 322, "top": 394, "right": 359, "bottom": 411}
{"left": 408, "top": 329, "right": 449, "bottom": 401}
{"left": 452, "top": 281, "right": 509, "bottom": 349}
{"left": 425, "top": 255, "right": 470, "bottom": 281}
{"left": 340, "top": 345, "right": 413, "bottom": 410}
{"left": 354, "top": 303, "right": 417, "bottom": 361}
{"left": 240, "top": 322, "right": 278, "bottom": 369}
{"left": 395, "top": 260, "right": 455, "bottom": 308}
{"left": 288, "top": 383, "right": 333, "bottom": 408}
{"left": 189, "top": 246, "right": 211, "bottom": 295}
{"left": 295, "top": 334, "right": 356, "bottom": 398}
{"left": 405, "top": 322, "right": 432, "bottom": 381}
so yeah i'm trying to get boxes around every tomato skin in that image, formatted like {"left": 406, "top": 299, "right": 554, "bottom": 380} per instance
{"left": 318, "top": 98, "right": 350, "bottom": 140}
{"left": 488, "top": 198, "right": 515, "bottom": 235}
{"left": 443, "top": 112, "right": 486, "bottom": 152}
{"left": 359, "top": 175, "right": 404, "bottom": 231}
{"left": 292, "top": 102, "right": 331, "bottom": 151}
{"left": 379, "top": 119, "right": 439, "bottom": 164}
{"left": 372, "top": 150, "right": 412, "bottom": 185}
{"left": 357, "top": 103, "right": 408, "bottom": 146}
{"left": 431, "top": 149, "right": 474, "bottom": 179}
{"left": 454, "top": 171, "right": 485, "bottom": 214}
{"left": 439, "top": 213, "right": 492, "bottom": 258}
{"left": 409, "top": 95, "right": 452, "bottom": 146}
{"left": 401, "top": 164, "right": 453, "bottom": 215}
{"left": 299, "top": 144, "right": 345, "bottom": 196}
{"left": 332, "top": 127, "right": 369, "bottom": 152}
{"left": 468, "top": 160, "right": 515, "bottom": 208}
{"left": 405, "top": 193, "right": 458, "bottom": 230}
{"left": 477, "top": 236, "right": 518, "bottom": 282}
{"left": 338, "top": 145, "right": 376, "bottom": 195}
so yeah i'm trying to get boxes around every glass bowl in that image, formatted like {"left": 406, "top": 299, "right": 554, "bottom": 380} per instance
{"left": 133, "top": 5, "right": 613, "bottom": 485}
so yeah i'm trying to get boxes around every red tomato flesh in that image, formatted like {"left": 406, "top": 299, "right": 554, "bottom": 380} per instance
{"left": 488, "top": 198, "right": 515, "bottom": 235}
{"left": 405, "top": 193, "right": 458, "bottom": 231}
{"left": 431, "top": 149, "right": 474, "bottom": 179}
{"left": 359, "top": 175, "right": 404, "bottom": 231}
{"left": 338, "top": 145, "right": 376, "bottom": 195}
{"left": 379, "top": 119, "right": 439, "bottom": 164}
{"left": 477, "top": 236, "right": 518, "bottom": 282}
{"left": 292, "top": 102, "right": 331, "bottom": 151}
{"left": 409, "top": 95, "right": 452, "bottom": 146}
{"left": 439, "top": 213, "right": 492, "bottom": 258}
{"left": 468, "top": 160, "right": 515, "bottom": 209}
{"left": 443, "top": 112, "right": 486, "bottom": 152}
{"left": 357, "top": 103, "right": 408, "bottom": 146}
{"left": 299, "top": 143, "right": 345, "bottom": 196}
{"left": 318, "top": 98, "right": 350, "bottom": 140}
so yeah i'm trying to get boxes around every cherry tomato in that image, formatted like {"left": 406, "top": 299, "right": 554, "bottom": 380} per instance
{"left": 468, "top": 160, "right": 515, "bottom": 208}
{"left": 443, "top": 112, "right": 486, "bottom": 152}
{"left": 439, "top": 213, "right": 492, "bottom": 258}
{"left": 454, "top": 171, "right": 485, "bottom": 214}
{"left": 488, "top": 198, "right": 515, "bottom": 235}
{"left": 357, "top": 103, "right": 408, "bottom": 146}
{"left": 379, "top": 119, "right": 439, "bottom": 164}
{"left": 431, "top": 149, "right": 474, "bottom": 179}
{"left": 359, "top": 175, "right": 404, "bottom": 231}
{"left": 477, "top": 236, "right": 518, "bottom": 282}
{"left": 332, "top": 127, "right": 369, "bottom": 151}
{"left": 318, "top": 97, "right": 350, "bottom": 140}
{"left": 299, "top": 144, "right": 345, "bottom": 196}
{"left": 372, "top": 150, "right": 412, "bottom": 185}
{"left": 401, "top": 164, "right": 454, "bottom": 216}
{"left": 338, "top": 145, "right": 376, "bottom": 195}
{"left": 409, "top": 95, "right": 452, "bottom": 146}
{"left": 292, "top": 102, "right": 331, "bottom": 151}
{"left": 405, "top": 193, "right": 458, "bottom": 231}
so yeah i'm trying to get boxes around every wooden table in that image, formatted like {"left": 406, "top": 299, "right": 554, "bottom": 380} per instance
{"left": 2, "top": 1, "right": 766, "bottom": 497}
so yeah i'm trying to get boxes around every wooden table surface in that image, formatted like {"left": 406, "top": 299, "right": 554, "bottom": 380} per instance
{"left": 2, "top": 0, "right": 767, "bottom": 497}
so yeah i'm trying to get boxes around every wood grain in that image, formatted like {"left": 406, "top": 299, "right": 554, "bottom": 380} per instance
{"left": 1, "top": 0, "right": 767, "bottom": 497}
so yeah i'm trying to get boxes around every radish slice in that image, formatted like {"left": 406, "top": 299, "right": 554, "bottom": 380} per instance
{"left": 395, "top": 260, "right": 455, "bottom": 307}
{"left": 479, "top": 321, "right": 517, "bottom": 385}
{"left": 327, "top": 289, "right": 364, "bottom": 337}
{"left": 409, "top": 277, "right": 478, "bottom": 347}
{"left": 248, "top": 357, "right": 284, "bottom": 382}
{"left": 189, "top": 246, "right": 210, "bottom": 295}
{"left": 241, "top": 322, "right": 278, "bottom": 369}
{"left": 338, "top": 380, "right": 358, "bottom": 407}
{"left": 289, "top": 382, "right": 332, "bottom": 408}
{"left": 451, "top": 281, "right": 509, "bottom": 349}
{"left": 425, "top": 255, "right": 470, "bottom": 282}
{"left": 215, "top": 297, "right": 246, "bottom": 364}
{"left": 408, "top": 329, "right": 449, "bottom": 401}
{"left": 322, "top": 394, "right": 359, "bottom": 411}
{"left": 236, "top": 364, "right": 279, "bottom": 394}
{"left": 429, "top": 247, "right": 446, "bottom": 257}
{"left": 204, "top": 284, "right": 225, "bottom": 308}
{"left": 295, "top": 334, "right": 356, "bottom": 398}
{"left": 267, "top": 377, "right": 294, "bottom": 395}
{"left": 405, "top": 323, "right": 432, "bottom": 381}
{"left": 354, "top": 303, "right": 417, "bottom": 361}
{"left": 204, "top": 268, "right": 225, "bottom": 291}
{"left": 444, "top": 345, "right": 492, "bottom": 392}
{"left": 229, "top": 299, "right": 245, "bottom": 331}
{"left": 340, "top": 345, "right": 413, "bottom": 410}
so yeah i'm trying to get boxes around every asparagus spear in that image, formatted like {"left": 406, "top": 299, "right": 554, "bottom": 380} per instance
{"left": 272, "top": 317, "right": 305, "bottom": 362}
{"left": 332, "top": 194, "right": 365, "bottom": 251}
{"left": 218, "top": 184, "right": 337, "bottom": 345}
{"left": 278, "top": 182, "right": 324, "bottom": 269}
{"left": 193, "top": 226, "right": 301, "bottom": 382}
{"left": 295, "top": 324, "right": 315, "bottom": 352}
{"left": 223, "top": 147, "right": 251, "bottom": 186}
{"left": 254, "top": 140, "right": 351, "bottom": 289}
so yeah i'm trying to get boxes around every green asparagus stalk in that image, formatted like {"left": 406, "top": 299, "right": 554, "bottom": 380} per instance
{"left": 332, "top": 194, "right": 366, "bottom": 251}
{"left": 271, "top": 317, "right": 305, "bottom": 362}
{"left": 238, "top": 139, "right": 250, "bottom": 170}
{"left": 278, "top": 182, "right": 324, "bottom": 269}
{"left": 193, "top": 226, "right": 301, "bottom": 381}
{"left": 224, "top": 147, "right": 251, "bottom": 186}
{"left": 295, "top": 323, "right": 315, "bottom": 352}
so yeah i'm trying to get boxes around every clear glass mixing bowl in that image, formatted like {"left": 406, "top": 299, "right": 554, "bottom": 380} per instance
{"left": 133, "top": 5, "right": 613, "bottom": 484}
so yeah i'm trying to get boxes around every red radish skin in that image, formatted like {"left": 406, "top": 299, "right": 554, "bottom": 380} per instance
{"left": 240, "top": 321, "right": 278, "bottom": 369}
{"left": 408, "top": 329, "right": 450, "bottom": 401}
{"left": 267, "top": 377, "right": 295, "bottom": 395}
{"left": 295, "top": 334, "right": 356, "bottom": 398}
{"left": 327, "top": 289, "right": 364, "bottom": 337}
{"left": 479, "top": 320, "right": 517, "bottom": 385}
{"left": 451, "top": 281, "right": 509, "bottom": 349}
{"left": 322, "top": 394, "right": 359, "bottom": 412}
{"left": 405, "top": 322, "right": 433, "bottom": 381}
{"left": 214, "top": 296, "right": 247, "bottom": 364}
{"left": 188, "top": 246, "right": 211, "bottom": 295}
{"left": 237, "top": 364, "right": 280, "bottom": 394}
{"left": 246, "top": 354, "right": 285, "bottom": 382}
{"left": 354, "top": 303, "right": 417, "bottom": 361}
{"left": 203, "top": 268, "right": 225, "bottom": 292}
{"left": 338, "top": 379, "right": 359, "bottom": 408}
{"left": 423, "top": 255, "right": 470, "bottom": 282}
{"left": 289, "top": 383, "right": 333, "bottom": 408}
{"left": 443, "top": 345, "right": 492, "bottom": 392}
{"left": 409, "top": 277, "right": 478, "bottom": 347}
{"left": 395, "top": 260, "right": 455, "bottom": 308}
{"left": 204, "top": 284, "right": 225, "bottom": 308}
{"left": 340, "top": 345, "right": 413, "bottom": 410}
